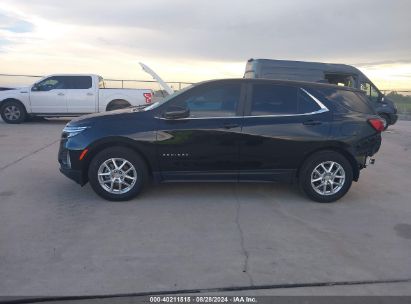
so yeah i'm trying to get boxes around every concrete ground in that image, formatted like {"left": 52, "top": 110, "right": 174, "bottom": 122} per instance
{"left": 0, "top": 118, "right": 410, "bottom": 297}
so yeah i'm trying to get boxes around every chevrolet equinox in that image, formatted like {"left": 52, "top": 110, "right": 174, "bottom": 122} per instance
{"left": 58, "top": 79, "right": 384, "bottom": 203}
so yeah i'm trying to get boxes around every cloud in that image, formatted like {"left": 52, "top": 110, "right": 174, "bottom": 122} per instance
{"left": 0, "top": 0, "right": 410, "bottom": 88}
{"left": 0, "top": 10, "right": 33, "bottom": 33}
{"left": 2, "top": 0, "right": 410, "bottom": 64}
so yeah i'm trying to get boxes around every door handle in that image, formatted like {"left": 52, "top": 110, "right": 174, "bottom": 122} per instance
{"left": 86, "top": 92, "right": 94, "bottom": 96}
{"left": 223, "top": 123, "right": 239, "bottom": 129}
{"left": 303, "top": 120, "right": 322, "bottom": 126}
{"left": 57, "top": 93, "right": 65, "bottom": 96}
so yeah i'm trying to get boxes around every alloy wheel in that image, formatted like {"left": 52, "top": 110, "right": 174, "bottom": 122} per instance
{"left": 311, "top": 161, "right": 346, "bottom": 196}
{"left": 97, "top": 158, "right": 137, "bottom": 194}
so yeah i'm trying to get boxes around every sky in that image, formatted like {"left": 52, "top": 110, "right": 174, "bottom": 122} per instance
{"left": 0, "top": 0, "right": 410, "bottom": 89}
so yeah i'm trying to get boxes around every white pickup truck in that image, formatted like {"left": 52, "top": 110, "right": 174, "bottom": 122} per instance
{"left": 0, "top": 74, "right": 153, "bottom": 124}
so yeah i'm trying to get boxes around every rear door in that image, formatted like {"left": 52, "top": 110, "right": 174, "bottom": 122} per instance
{"left": 155, "top": 81, "right": 246, "bottom": 181}
{"left": 66, "top": 76, "right": 96, "bottom": 113}
{"left": 239, "top": 81, "right": 332, "bottom": 181}
{"left": 30, "top": 76, "right": 69, "bottom": 113}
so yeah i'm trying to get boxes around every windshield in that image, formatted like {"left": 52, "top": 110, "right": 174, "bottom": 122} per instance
{"left": 144, "top": 84, "right": 194, "bottom": 111}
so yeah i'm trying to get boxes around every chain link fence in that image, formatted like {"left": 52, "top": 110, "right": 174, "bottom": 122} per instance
{"left": 1, "top": 74, "right": 410, "bottom": 117}
{"left": 0, "top": 74, "right": 193, "bottom": 97}
{"left": 380, "top": 90, "right": 411, "bottom": 117}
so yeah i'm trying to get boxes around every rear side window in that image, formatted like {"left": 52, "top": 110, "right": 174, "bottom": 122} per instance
{"left": 251, "top": 84, "right": 298, "bottom": 115}
{"left": 321, "top": 88, "right": 374, "bottom": 113}
{"left": 68, "top": 76, "right": 92, "bottom": 89}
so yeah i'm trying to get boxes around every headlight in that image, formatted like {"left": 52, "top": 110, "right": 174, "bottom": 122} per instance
{"left": 62, "top": 126, "right": 89, "bottom": 138}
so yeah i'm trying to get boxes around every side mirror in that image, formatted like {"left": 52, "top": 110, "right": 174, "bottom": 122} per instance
{"left": 31, "top": 85, "right": 39, "bottom": 92}
{"left": 163, "top": 105, "right": 190, "bottom": 119}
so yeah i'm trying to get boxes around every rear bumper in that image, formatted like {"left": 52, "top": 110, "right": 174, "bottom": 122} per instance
{"left": 388, "top": 113, "right": 398, "bottom": 125}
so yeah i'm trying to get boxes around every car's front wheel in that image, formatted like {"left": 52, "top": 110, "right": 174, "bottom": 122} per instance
{"left": 88, "top": 147, "right": 147, "bottom": 201}
{"left": 299, "top": 151, "right": 353, "bottom": 203}
{"left": 0, "top": 101, "right": 27, "bottom": 124}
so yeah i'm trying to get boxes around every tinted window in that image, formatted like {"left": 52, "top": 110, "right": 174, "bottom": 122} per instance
{"left": 35, "top": 76, "right": 69, "bottom": 91}
{"left": 69, "top": 76, "right": 92, "bottom": 89}
{"left": 251, "top": 84, "right": 298, "bottom": 115}
{"left": 360, "top": 82, "right": 380, "bottom": 103}
{"left": 169, "top": 83, "right": 240, "bottom": 118}
{"left": 322, "top": 88, "right": 374, "bottom": 113}
{"left": 298, "top": 90, "right": 321, "bottom": 113}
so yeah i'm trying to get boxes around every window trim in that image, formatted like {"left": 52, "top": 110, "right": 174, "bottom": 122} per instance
{"left": 157, "top": 87, "right": 328, "bottom": 120}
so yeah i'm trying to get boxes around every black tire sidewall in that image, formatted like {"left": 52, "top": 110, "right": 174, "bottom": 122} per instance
{"left": 1, "top": 101, "right": 27, "bottom": 124}
{"left": 88, "top": 147, "right": 147, "bottom": 201}
{"left": 299, "top": 151, "right": 353, "bottom": 203}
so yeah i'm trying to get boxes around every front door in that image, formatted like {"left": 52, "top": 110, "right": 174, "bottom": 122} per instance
{"left": 155, "top": 81, "right": 245, "bottom": 181}
{"left": 30, "top": 76, "right": 69, "bottom": 113}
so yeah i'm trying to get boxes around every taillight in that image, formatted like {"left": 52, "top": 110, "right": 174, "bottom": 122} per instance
{"left": 143, "top": 92, "right": 152, "bottom": 104}
{"left": 368, "top": 118, "right": 385, "bottom": 132}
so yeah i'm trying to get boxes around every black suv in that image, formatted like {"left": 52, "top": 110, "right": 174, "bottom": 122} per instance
{"left": 59, "top": 79, "right": 384, "bottom": 203}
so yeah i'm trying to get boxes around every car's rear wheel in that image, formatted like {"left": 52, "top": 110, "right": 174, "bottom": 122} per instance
{"left": 299, "top": 151, "right": 353, "bottom": 203}
{"left": 88, "top": 147, "right": 147, "bottom": 201}
{"left": 0, "top": 101, "right": 27, "bottom": 124}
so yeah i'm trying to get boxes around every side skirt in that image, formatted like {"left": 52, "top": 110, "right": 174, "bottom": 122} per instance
{"left": 152, "top": 169, "right": 296, "bottom": 184}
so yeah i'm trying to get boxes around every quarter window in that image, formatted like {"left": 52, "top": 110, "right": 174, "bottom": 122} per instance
{"left": 251, "top": 84, "right": 298, "bottom": 115}
{"left": 169, "top": 83, "right": 241, "bottom": 118}
{"left": 322, "top": 88, "right": 374, "bottom": 114}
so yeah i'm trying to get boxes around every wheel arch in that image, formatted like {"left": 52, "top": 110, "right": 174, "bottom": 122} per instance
{"left": 0, "top": 98, "right": 27, "bottom": 113}
{"left": 296, "top": 147, "right": 360, "bottom": 182}
{"left": 80, "top": 137, "right": 154, "bottom": 184}
{"left": 105, "top": 99, "right": 131, "bottom": 111}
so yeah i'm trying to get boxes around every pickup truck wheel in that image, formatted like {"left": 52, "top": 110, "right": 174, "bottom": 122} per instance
{"left": 299, "top": 151, "right": 353, "bottom": 203}
{"left": 0, "top": 101, "right": 27, "bottom": 124}
{"left": 88, "top": 147, "right": 147, "bottom": 201}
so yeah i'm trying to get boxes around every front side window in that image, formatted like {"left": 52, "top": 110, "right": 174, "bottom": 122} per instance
{"left": 68, "top": 76, "right": 92, "bottom": 89}
{"left": 168, "top": 83, "right": 241, "bottom": 118}
{"left": 34, "top": 76, "right": 69, "bottom": 91}
{"left": 360, "top": 82, "right": 380, "bottom": 103}
{"left": 251, "top": 84, "right": 298, "bottom": 115}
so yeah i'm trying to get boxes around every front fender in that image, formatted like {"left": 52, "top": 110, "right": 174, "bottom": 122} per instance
{"left": 0, "top": 91, "right": 31, "bottom": 112}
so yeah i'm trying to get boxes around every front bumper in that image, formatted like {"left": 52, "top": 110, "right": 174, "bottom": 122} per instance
{"left": 59, "top": 167, "right": 85, "bottom": 185}
{"left": 58, "top": 139, "right": 87, "bottom": 186}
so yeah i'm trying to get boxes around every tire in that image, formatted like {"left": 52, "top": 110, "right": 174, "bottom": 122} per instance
{"left": 0, "top": 100, "right": 27, "bottom": 124}
{"left": 299, "top": 151, "right": 353, "bottom": 203}
{"left": 88, "top": 147, "right": 148, "bottom": 201}
{"left": 379, "top": 113, "right": 390, "bottom": 130}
